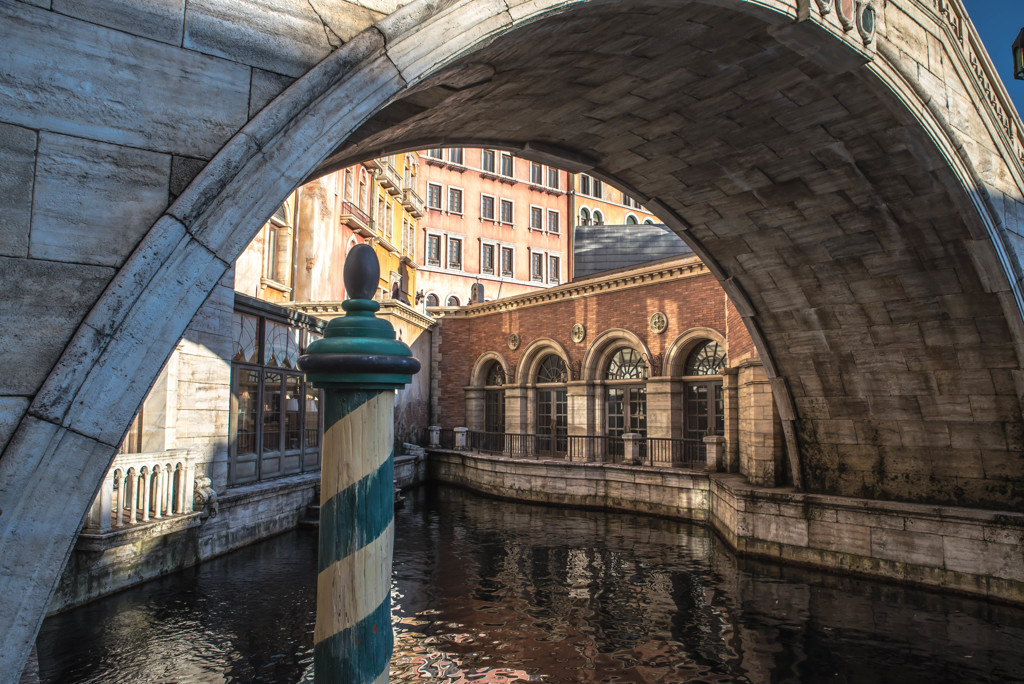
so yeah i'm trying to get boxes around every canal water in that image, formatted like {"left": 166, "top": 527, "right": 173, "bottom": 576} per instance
{"left": 37, "top": 486, "right": 1024, "bottom": 683}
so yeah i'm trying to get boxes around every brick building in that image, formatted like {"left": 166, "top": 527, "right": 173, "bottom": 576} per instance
{"left": 431, "top": 254, "right": 787, "bottom": 486}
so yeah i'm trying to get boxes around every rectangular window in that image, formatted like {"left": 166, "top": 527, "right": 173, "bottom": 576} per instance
{"left": 266, "top": 224, "right": 280, "bottom": 282}
{"left": 427, "top": 234, "right": 441, "bottom": 266}
{"left": 622, "top": 191, "right": 630, "bottom": 204}
{"left": 500, "top": 152, "right": 514, "bottom": 177}
{"left": 501, "top": 247, "right": 514, "bottom": 277}
{"left": 547, "top": 209, "right": 560, "bottom": 234}
{"left": 427, "top": 148, "right": 443, "bottom": 159}
{"left": 529, "top": 206, "right": 543, "bottom": 231}
{"left": 531, "top": 252, "right": 544, "bottom": 281}
{"left": 448, "top": 187, "right": 463, "bottom": 214}
{"left": 547, "top": 167, "right": 559, "bottom": 189}
{"left": 530, "top": 162, "right": 543, "bottom": 185}
{"left": 426, "top": 183, "right": 442, "bottom": 209}
{"left": 448, "top": 237, "right": 463, "bottom": 270}
{"left": 482, "top": 243, "right": 495, "bottom": 275}
{"left": 481, "top": 194, "right": 495, "bottom": 220}
{"left": 482, "top": 149, "right": 496, "bottom": 172}
{"left": 549, "top": 255, "right": 560, "bottom": 284}
{"left": 448, "top": 147, "right": 464, "bottom": 165}
{"left": 500, "top": 199, "right": 514, "bottom": 224}
{"left": 580, "top": 174, "right": 590, "bottom": 196}
{"left": 593, "top": 178, "right": 603, "bottom": 199}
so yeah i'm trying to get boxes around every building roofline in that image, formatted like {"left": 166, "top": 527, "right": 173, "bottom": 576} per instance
{"left": 436, "top": 253, "right": 707, "bottom": 318}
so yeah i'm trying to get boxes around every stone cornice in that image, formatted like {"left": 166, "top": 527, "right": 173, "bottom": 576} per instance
{"left": 436, "top": 254, "right": 707, "bottom": 318}
{"left": 288, "top": 299, "right": 437, "bottom": 330}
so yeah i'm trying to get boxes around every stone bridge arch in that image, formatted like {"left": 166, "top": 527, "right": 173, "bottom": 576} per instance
{"left": 3, "top": 0, "right": 1024, "bottom": 676}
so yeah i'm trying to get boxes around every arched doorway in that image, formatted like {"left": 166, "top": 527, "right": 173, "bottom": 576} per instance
{"left": 604, "top": 347, "right": 647, "bottom": 461}
{"left": 682, "top": 340, "right": 727, "bottom": 462}
{"left": 534, "top": 354, "right": 568, "bottom": 458}
{"left": 482, "top": 360, "right": 506, "bottom": 452}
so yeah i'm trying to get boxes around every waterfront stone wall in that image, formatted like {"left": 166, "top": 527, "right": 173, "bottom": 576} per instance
{"left": 430, "top": 450, "right": 1024, "bottom": 604}
{"left": 49, "top": 473, "right": 319, "bottom": 613}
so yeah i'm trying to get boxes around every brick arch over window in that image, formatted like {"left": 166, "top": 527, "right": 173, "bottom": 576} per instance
{"left": 469, "top": 351, "right": 510, "bottom": 387}
{"left": 516, "top": 338, "right": 571, "bottom": 385}
{"left": 6, "top": 0, "right": 1024, "bottom": 671}
{"left": 582, "top": 329, "right": 652, "bottom": 383}
{"left": 665, "top": 328, "right": 728, "bottom": 378}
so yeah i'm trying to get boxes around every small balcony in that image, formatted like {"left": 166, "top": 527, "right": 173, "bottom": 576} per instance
{"left": 402, "top": 187, "right": 425, "bottom": 218}
{"left": 370, "top": 159, "right": 402, "bottom": 195}
{"left": 339, "top": 201, "right": 374, "bottom": 237}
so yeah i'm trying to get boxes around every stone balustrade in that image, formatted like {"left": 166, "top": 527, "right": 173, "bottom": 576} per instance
{"left": 84, "top": 450, "right": 196, "bottom": 534}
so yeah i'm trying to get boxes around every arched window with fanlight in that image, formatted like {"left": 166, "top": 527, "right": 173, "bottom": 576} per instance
{"left": 483, "top": 361, "right": 506, "bottom": 445}
{"left": 424, "top": 293, "right": 439, "bottom": 308}
{"left": 605, "top": 348, "right": 647, "bottom": 461}
{"left": 682, "top": 340, "right": 727, "bottom": 460}
{"left": 534, "top": 354, "right": 568, "bottom": 457}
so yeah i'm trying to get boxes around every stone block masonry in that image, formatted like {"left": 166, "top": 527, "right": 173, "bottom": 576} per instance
{"left": 430, "top": 450, "right": 1024, "bottom": 604}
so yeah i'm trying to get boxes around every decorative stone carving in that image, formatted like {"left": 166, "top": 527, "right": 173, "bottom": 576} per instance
{"left": 194, "top": 476, "right": 219, "bottom": 519}
{"left": 507, "top": 332, "right": 520, "bottom": 350}
{"left": 856, "top": 0, "right": 876, "bottom": 45}
{"left": 814, "top": 0, "right": 832, "bottom": 16}
{"left": 571, "top": 323, "right": 585, "bottom": 343}
{"left": 837, "top": 0, "right": 855, "bottom": 31}
{"left": 642, "top": 352, "right": 663, "bottom": 377}
{"left": 649, "top": 312, "right": 668, "bottom": 334}
{"left": 570, "top": 359, "right": 582, "bottom": 380}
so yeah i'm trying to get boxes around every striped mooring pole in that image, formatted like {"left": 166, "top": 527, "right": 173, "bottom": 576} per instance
{"left": 298, "top": 244, "right": 420, "bottom": 684}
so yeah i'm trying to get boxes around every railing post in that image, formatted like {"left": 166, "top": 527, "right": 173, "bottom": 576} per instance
{"left": 704, "top": 435, "right": 726, "bottom": 472}
{"left": 298, "top": 245, "right": 420, "bottom": 684}
{"left": 112, "top": 470, "right": 123, "bottom": 528}
{"left": 427, "top": 425, "right": 441, "bottom": 447}
{"left": 454, "top": 427, "right": 468, "bottom": 450}
{"left": 623, "top": 433, "right": 642, "bottom": 465}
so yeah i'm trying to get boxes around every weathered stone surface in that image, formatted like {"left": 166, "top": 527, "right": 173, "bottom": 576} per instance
{"left": 52, "top": 0, "right": 186, "bottom": 45}
{"left": 58, "top": 237, "right": 228, "bottom": 445}
{"left": 183, "top": 0, "right": 383, "bottom": 78}
{"left": 30, "top": 133, "right": 170, "bottom": 267}
{"left": 0, "top": 397, "right": 29, "bottom": 455}
{"left": 0, "top": 416, "right": 117, "bottom": 679}
{"left": 0, "top": 257, "right": 113, "bottom": 396}
{"left": 249, "top": 69, "right": 295, "bottom": 119}
{"left": 0, "top": 123, "right": 36, "bottom": 259}
{"left": 0, "top": 2, "right": 249, "bottom": 157}
{"left": 169, "top": 156, "right": 208, "bottom": 200}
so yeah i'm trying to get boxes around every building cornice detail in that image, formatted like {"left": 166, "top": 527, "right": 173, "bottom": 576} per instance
{"left": 438, "top": 255, "right": 707, "bottom": 318}
{"left": 288, "top": 299, "right": 437, "bottom": 329}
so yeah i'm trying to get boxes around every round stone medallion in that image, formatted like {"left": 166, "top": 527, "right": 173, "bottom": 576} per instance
{"left": 507, "top": 332, "right": 521, "bottom": 350}
{"left": 571, "top": 323, "right": 586, "bottom": 343}
{"left": 649, "top": 312, "right": 668, "bottom": 334}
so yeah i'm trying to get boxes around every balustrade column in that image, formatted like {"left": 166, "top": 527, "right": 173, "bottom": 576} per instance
{"left": 141, "top": 469, "right": 151, "bottom": 522}
{"left": 298, "top": 245, "right": 420, "bottom": 684}
{"left": 153, "top": 468, "right": 163, "bottom": 519}
{"left": 127, "top": 471, "right": 137, "bottom": 524}
{"left": 112, "top": 470, "right": 123, "bottom": 528}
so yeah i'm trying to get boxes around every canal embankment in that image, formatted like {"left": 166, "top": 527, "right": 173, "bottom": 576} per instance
{"left": 429, "top": 448, "right": 1024, "bottom": 604}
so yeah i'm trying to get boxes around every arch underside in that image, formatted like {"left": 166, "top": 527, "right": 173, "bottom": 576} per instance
{"left": 329, "top": 1, "right": 1024, "bottom": 507}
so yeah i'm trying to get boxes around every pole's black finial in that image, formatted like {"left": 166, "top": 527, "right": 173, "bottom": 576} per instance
{"left": 344, "top": 243, "right": 380, "bottom": 300}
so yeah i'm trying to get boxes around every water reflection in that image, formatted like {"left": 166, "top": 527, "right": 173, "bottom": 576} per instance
{"left": 37, "top": 486, "right": 1024, "bottom": 683}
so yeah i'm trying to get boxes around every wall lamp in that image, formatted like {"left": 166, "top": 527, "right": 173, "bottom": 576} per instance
{"left": 1014, "top": 28, "right": 1024, "bottom": 80}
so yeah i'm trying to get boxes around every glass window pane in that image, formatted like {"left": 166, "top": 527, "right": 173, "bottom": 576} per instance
{"left": 305, "top": 386, "right": 321, "bottom": 448}
{"left": 236, "top": 369, "right": 260, "bottom": 455}
{"left": 285, "top": 375, "right": 302, "bottom": 450}
{"left": 232, "top": 313, "right": 259, "bottom": 364}
{"left": 263, "top": 372, "right": 282, "bottom": 452}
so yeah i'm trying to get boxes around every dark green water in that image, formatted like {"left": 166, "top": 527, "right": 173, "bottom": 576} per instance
{"left": 37, "top": 486, "right": 1024, "bottom": 682}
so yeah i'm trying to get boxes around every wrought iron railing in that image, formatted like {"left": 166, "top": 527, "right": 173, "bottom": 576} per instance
{"left": 427, "top": 429, "right": 709, "bottom": 469}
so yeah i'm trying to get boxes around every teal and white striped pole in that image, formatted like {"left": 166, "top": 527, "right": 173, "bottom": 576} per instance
{"left": 298, "top": 244, "right": 420, "bottom": 684}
